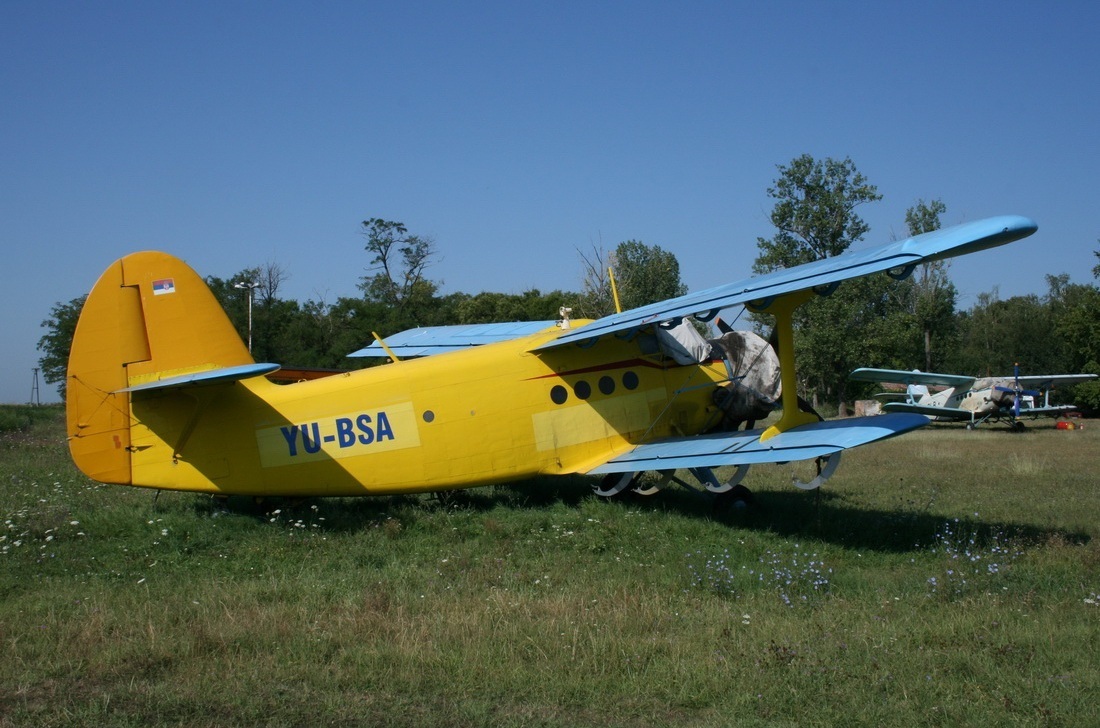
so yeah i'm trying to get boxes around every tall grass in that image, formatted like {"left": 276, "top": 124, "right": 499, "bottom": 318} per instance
{"left": 0, "top": 404, "right": 59, "bottom": 434}
{"left": 2, "top": 407, "right": 1097, "bottom": 726}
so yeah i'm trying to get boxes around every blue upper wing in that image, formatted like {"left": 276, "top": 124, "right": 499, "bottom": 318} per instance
{"left": 537, "top": 216, "right": 1037, "bottom": 351}
{"left": 349, "top": 321, "right": 558, "bottom": 358}
{"left": 1015, "top": 374, "right": 1099, "bottom": 390}
{"left": 850, "top": 368, "right": 977, "bottom": 389}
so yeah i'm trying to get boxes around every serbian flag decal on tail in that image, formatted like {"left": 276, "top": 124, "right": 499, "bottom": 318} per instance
{"left": 152, "top": 278, "right": 175, "bottom": 295}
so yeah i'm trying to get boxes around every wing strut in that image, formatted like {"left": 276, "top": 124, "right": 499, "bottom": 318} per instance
{"left": 371, "top": 331, "right": 401, "bottom": 363}
{"left": 608, "top": 267, "right": 623, "bottom": 313}
{"left": 748, "top": 290, "right": 819, "bottom": 442}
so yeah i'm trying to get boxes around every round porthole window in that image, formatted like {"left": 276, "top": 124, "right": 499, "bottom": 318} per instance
{"left": 574, "top": 381, "right": 592, "bottom": 400}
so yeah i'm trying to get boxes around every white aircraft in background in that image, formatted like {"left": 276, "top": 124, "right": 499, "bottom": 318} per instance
{"left": 850, "top": 366, "right": 1097, "bottom": 430}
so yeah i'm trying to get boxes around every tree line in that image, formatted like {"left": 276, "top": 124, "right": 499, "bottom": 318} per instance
{"left": 752, "top": 155, "right": 1100, "bottom": 413}
{"left": 38, "top": 155, "right": 1100, "bottom": 412}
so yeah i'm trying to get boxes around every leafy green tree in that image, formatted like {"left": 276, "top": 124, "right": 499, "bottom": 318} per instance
{"left": 950, "top": 273, "right": 1100, "bottom": 411}
{"left": 752, "top": 155, "right": 883, "bottom": 412}
{"left": 1071, "top": 367, "right": 1100, "bottom": 413}
{"left": 1054, "top": 284, "right": 1100, "bottom": 366}
{"left": 1048, "top": 274, "right": 1100, "bottom": 410}
{"left": 356, "top": 218, "right": 444, "bottom": 335}
{"left": 37, "top": 295, "right": 86, "bottom": 400}
{"left": 331, "top": 297, "right": 392, "bottom": 366}
{"left": 948, "top": 289, "right": 1058, "bottom": 376}
{"left": 206, "top": 268, "right": 262, "bottom": 348}
{"left": 904, "top": 199, "right": 958, "bottom": 371}
{"left": 613, "top": 240, "right": 688, "bottom": 311}
{"left": 578, "top": 240, "right": 687, "bottom": 318}
{"left": 272, "top": 298, "right": 338, "bottom": 368}
{"left": 206, "top": 262, "right": 299, "bottom": 363}
{"left": 576, "top": 245, "right": 616, "bottom": 319}
{"left": 753, "top": 155, "right": 882, "bottom": 274}
{"left": 272, "top": 296, "right": 388, "bottom": 369}
{"left": 904, "top": 198, "right": 945, "bottom": 236}
{"left": 454, "top": 289, "right": 577, "bottom": 324}
{"left": 359, "top": 218, "right": 438, "bottom": 305}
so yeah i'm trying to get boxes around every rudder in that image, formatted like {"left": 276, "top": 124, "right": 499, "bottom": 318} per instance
{"left": 67, "top": 252, "right": 254, "bottom": 484}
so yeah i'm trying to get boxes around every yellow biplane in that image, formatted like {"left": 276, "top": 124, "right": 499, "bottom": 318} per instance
{"left": 66, "top": 216, "right": 1036, "bottom": 501}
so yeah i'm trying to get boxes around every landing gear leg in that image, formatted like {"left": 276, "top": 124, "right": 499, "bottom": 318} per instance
{"left": 593, "top": 472, "right": 639, "bottom": 498}
{"left": 792, "top": 452, "right": 842, "bottom": 490}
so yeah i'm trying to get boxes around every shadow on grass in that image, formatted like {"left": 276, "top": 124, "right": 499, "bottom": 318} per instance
{"left": 921, "top": 420, "right": 1062, "bottom": 434}
{"left": 185, "top": 471, "right": 1090, "bottom": 556}
{"left": 716, "top": 488, "right": 1090, "bottom": 552}
{"left": 188, "top": 473, "right": 591, "bottom": 516}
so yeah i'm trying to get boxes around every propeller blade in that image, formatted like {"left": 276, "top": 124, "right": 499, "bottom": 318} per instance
{"left": 1010, "top": 365, "right": 1040, "bottom": 413}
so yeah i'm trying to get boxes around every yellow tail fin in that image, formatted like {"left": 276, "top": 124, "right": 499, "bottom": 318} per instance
{"left": 67, "top": 252, "right": 254, "bottom": 484}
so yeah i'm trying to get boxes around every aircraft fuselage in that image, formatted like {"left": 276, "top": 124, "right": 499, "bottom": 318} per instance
{"left": 125, "top": 328, "right": 728, "bottom": 496}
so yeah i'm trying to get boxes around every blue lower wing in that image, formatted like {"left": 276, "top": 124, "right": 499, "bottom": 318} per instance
{"left": 1020, "top": 405, "right": 1077, "bottom": 416}
{"left": 881, "top": 402, "right": 967, "bottom": 419}
{"left": 588, "top": 413, "right": 928, "bottom": 473}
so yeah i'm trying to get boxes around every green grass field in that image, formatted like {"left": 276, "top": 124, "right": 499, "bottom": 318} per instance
{"left": 2, "top": 405, "right": 1098, "bottom": 727}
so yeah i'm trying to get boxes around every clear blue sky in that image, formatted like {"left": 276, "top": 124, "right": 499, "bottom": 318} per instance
{"left": 3, "top": 1, "right": 1098, "bottom": 403}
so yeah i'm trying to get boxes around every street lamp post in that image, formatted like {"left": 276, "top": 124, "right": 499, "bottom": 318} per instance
{"left": 233, "top": 280, "right": 260, "bottom": 353}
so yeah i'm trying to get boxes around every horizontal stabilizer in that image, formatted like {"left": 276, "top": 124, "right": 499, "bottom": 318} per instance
{"left": 850, "top": 368, "right": 976, "bottom": 389}
{"left": 117, "top": 363, "right": 281, "bottom": 393}
{"left": 588, "top": 413, "right": 928, "bottom": 474}
{"left": 349, "top": 321, "right": 557, "bottom": 358}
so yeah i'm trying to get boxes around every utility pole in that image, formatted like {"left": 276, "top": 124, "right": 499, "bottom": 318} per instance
{"left": 30, "top": 367, "right": 41, "bottom": 405}
{"left": 234, "top": 280, "right": 260, "bottom": 353}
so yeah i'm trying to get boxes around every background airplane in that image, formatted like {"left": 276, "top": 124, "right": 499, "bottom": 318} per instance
{"left": 850, "top": 365, "right": 1097, "bottom": 430}
{"left": 66, "top": 216, "right": 1036, "bottom": 502}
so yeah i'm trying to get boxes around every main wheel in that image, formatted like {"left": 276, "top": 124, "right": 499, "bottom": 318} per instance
{"left": 715, "top": 484, "right": 754, "bottom": 510}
